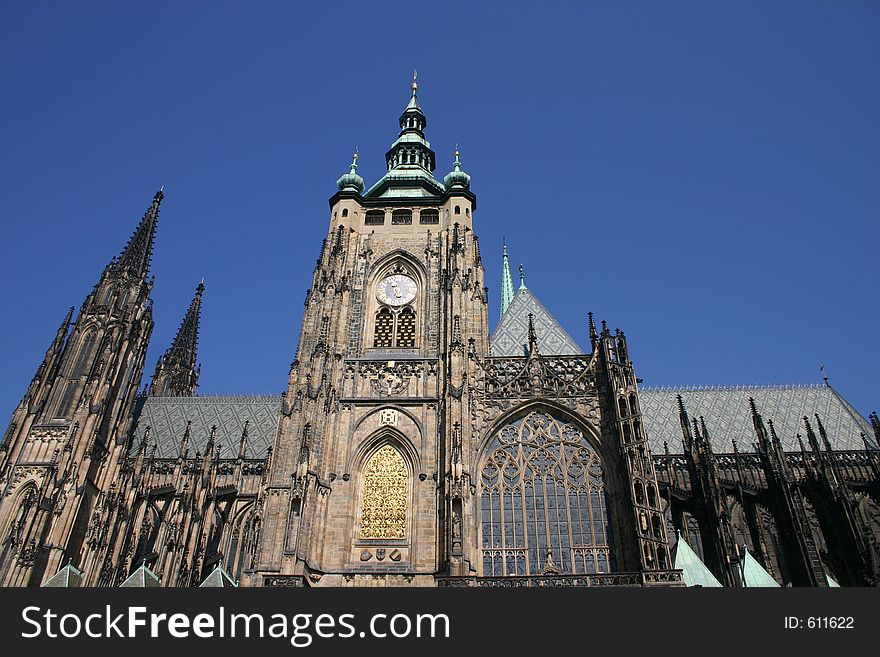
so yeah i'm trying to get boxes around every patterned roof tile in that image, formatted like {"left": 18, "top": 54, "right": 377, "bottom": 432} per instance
{"left": 129, "top": 395, "right": 281, "bottom": 459}
{"left": 490, "top": 287, "right": 583, "bottom": 356}
{"left": 639, "top": 384, "right": 872, "bottom": 454}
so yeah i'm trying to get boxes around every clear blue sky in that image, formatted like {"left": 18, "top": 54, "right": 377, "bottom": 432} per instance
{"left": 1, "top": 1, "right": 877, "bottom": 425}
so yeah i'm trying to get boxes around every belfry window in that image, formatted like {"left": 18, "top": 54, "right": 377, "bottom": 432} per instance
{"left": 479, "top": 410, "right": 613, "bottom": 576}
{"left": 372, "top": 305, "right": 418, "bottom": 348}
{"left": 373, "top": 307, "right": 395, "bottom": 348}
{"left": 361, "top": 444, "right": 408, "bottom": 539}
{"left": 419, "top": 209, "right": 439, "bottom": 224}
{"left": 396, "top": 307, "right": 416, "bottom": 347}
{"left": 391, "top": 210, "right": 412, "bottom": 225}
{"left": 365, "top": 210, "right": 385, "bottom": 226}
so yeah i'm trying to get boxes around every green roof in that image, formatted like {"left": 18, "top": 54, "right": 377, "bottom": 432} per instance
{"left": 41, "top": 563, "right": 83, "bottom": 587}
{"left": 673, "top": 530, "right": 723, "bottom": 587}
{"left": 120, "top": 562, "right": 161, "bottom": 587}
{"left": 739, "top": 546, "right": 780, "bottom": 587}
{"left": 199, "top": 562, "right": 238, "bottom": 587}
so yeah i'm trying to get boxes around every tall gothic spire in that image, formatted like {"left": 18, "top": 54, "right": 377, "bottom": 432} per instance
{"left": 385, "top": 70, "right": 435, "bottom": 174}
{"left": 500, "top": 240, "right": 515, "bottom": 319}
{"left": 148, "top": 281, "right": 204, "bottom": 397}
{"left": 113, "top": 188, "right": 163, "bottom": 279}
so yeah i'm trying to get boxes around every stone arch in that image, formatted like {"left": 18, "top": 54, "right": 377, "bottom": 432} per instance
{"left": 224, "top": 501, "right": 259, "bottom": 581}
{"left": 131, "top": 499, "right": 162, "bottom": 571}
{"left": 0, "top": 481, "right": 39, "bottom": 554}
{"left": 351, "top": 429, "right": 417, "bottom": 544}
{"left": 477, "top": 399, "right": 609, "bottom": 466}
{"left": 352, "top": 404, "right": 425, "bottom": 444}
{"left": 364, "top": 250, "right": 427, "bottom": 352}
{"left": 349, "top": 425, "right": 422, "bottom": 484}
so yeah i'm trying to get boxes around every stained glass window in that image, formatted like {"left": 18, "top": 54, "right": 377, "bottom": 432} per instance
{"left": 479, "top": 410, "right": 613, "bottom": 576}
{"left": 361, "top": 445, "right": 408, "bottom": 539}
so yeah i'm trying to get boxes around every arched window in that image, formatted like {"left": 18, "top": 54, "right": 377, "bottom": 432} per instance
{"left": 56, "top": 381, "right": 78, "bottom": 419}
{"left": 361, "top": 444, "right": 408, "bottom": 539}
{"left": 396, "top": 307, "right": 416, "bottom": 347}
{"left": 454, "top": 205, "right": 461, "bottom": 215}
{"left": 341, "top": 208, "right": 349, "bottom": 218}
{"left": 373, "top": 307, "right": 394, "bottom": 348}
{"left": 479, "top": 410, "right": 613, "bottom": 576}
{"left": 72, "top": 330, "right": 97, "bottom": 378}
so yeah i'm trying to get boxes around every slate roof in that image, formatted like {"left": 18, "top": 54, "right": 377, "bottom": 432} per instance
{"left": 673, "top": 530, "right": 722, "bottom": 587}
{"left": 639, "top": 384, "right": 872, "bottom": 454}
{"left": 490, "top": 287, "right": 583, "bottom": 357}
{"left": 129, "top": 395, "right": 281, "bottom": 459}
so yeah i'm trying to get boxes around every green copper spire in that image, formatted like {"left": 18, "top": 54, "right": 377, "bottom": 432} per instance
{"left": 500, "top": 240, "right": 515, "bottom": 319}
{"left": 518, "top": 263, "right": 527, "bottom": 290}
{"left": 363, "top": 71, "right": 445, "bottom": 198}
{"left": 406, "top": 69, "right": 420, "bottom": 110}
{"left": 336, "top": 148, "right": 365, "bottom": 193}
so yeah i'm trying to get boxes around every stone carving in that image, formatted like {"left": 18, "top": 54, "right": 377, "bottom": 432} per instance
{"left": 379, "top": 409, "right": 398, "bottom": 427}
{"left": 28, "top": 425, "right": 68, "bottom": 441}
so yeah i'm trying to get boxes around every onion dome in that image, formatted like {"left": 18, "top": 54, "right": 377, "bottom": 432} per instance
{"left": 336, "top": 148, "right": 365, "bottom": 193}
{"left": 444, "top": 145, "right": 471, "bottom": 190}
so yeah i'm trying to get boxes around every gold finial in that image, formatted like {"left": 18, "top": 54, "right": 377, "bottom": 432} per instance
{"left": 353, "top": 146, "right": 359, "bottom": 162}
{"left": 454, "top": 143, "right": 460, "bottom": 158}
{"left": 411, "top": 69, "right": 418, "bottom": 94}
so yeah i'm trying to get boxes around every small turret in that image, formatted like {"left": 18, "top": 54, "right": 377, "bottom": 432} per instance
{"left": 443, "top": 145, "right": 471, "bottom": 190}
{"left": 336, "top": 148, "right": 365, "bottom": 193}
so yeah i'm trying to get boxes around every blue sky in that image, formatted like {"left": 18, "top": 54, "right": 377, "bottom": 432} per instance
{"left": 0, "top": 1, "right": 877, "bottom": 425}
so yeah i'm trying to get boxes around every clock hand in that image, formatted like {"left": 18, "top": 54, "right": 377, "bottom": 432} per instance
{"left": 391, "top": 281, "right": 402, "bottom": 298}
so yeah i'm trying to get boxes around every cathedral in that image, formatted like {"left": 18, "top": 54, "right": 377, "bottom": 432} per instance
{"left": 1, "top": 78, "right": 878, "bottom": 589}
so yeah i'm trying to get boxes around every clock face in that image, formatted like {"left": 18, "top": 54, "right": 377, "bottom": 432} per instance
{"left": 377, "top": 274, "right": 417, "bottom": 306}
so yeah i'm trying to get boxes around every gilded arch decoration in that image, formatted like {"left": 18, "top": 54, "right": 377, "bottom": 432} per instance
{"left": 360, "top": 444, "right": 408, "bottom": 540}
{"left": 478, "top": 409, "right": 613, "bottom": 576}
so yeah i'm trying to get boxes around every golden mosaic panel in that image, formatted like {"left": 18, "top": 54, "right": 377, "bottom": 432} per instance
{"left": 361, "top": 444, "right": 408, "bottom": 539}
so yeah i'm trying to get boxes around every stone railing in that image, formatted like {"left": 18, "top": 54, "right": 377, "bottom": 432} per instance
{"left": 436, "top": 570, "right": 682, "bottom": 587}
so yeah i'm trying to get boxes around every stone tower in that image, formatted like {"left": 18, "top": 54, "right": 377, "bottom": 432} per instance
{"left": 0, "top": 191, "right": 161, "bottom": 585}
{"left": 251, "top": 74, "right": 486, "bottom": 586}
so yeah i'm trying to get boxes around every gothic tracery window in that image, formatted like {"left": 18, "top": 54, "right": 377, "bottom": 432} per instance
{"left": 479, "top": 410, "right": 613, "bottom": 576}
{"left": 360, "top": 444, "right": 408, "bottom": 539}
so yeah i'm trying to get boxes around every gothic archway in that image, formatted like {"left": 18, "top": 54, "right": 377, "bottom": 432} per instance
{"left": 478, "top": 409, "right": 614, "bottom": 576}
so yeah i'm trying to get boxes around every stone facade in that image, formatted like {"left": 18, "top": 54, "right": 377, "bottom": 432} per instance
{"left": 0, "top": 81, "right": 878, "bottom": 588}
